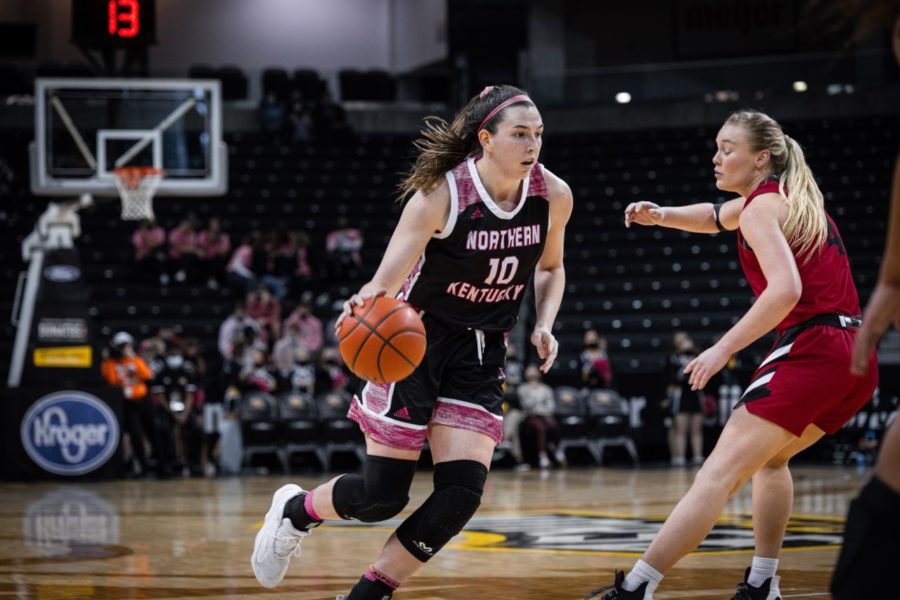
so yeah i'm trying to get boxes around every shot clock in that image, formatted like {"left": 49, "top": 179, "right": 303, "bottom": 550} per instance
{"left": 71, "top": 0, "right": 157, "bottom": 46}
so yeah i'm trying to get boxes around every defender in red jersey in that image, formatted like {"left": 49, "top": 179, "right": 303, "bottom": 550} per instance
{"left": 251, "top": 85, "right": 573, "bottom": 599}
{"left": 587, "top": 110, "right": 878, "bottom": 600}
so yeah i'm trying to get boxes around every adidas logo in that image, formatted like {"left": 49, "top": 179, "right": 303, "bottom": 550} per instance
{"left": 470, "top": 206, "right": 484, "bottom": 220}
{"left": 413, "top": 540, "right": 434, "bottom": 555}
{"left": 393, "top": 407, "right": 410, "bottom": 420}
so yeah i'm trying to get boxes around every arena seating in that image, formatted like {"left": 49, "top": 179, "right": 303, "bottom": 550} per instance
{"left": 0, "top": 114, "right": 895, "bottom": 391}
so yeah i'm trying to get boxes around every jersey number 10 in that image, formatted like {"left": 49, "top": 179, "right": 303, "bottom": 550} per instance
{"left": 484, "top": 257, "right": 519, "bottom": 285}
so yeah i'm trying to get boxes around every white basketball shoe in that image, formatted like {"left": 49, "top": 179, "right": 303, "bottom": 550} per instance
{"left": 251, "top": 484, "right": 312, "bottom": 588}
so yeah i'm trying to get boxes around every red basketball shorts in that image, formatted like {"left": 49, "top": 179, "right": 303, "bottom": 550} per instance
{"left": 737, "top": 320, "right": 878, "bottom": 437}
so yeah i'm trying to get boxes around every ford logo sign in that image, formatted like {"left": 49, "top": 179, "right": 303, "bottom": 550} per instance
{"left": 21, "top": 391, "right": 120, "bottom": 476}
{"left": 43, "top": 265, "right": 81, "bottom": 283}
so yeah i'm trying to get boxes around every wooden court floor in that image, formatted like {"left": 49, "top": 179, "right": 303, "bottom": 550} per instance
{"left": 0, "top": 465, "right": 867, "bottom": 599}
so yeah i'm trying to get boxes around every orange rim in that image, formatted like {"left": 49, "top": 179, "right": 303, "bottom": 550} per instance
{"left": 113, "top": 166, "right": 165, "bottom": 189}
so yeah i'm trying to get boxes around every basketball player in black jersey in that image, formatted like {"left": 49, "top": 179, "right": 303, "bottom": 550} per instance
{"left": 251, "top": 85, "right": 573, "bottom": 599}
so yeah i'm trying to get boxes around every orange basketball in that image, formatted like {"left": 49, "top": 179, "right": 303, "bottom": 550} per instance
{"left": 337, "top": 296, "right": 426, "bottom": 384}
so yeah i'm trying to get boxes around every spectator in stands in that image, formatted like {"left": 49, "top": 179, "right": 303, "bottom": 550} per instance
{"left": 226, "top": 233, "right": 288, "bottom": 299}
{"left": 291, "top": 231, "right": 315, "bottom": 287}
{"left": 282, "top": 300, "right": 324, "bottom": 355}
{"left": 501, "top": 343, "right": 526, "bottom": 467}
{"left": 322, "top": 298, "right": 346, "bottom": 349}
{"left": 259, "top": 92, "right": 286, "bottom": 133}
{"left": 157, "top": 326, "right": 185, "bottom": 352}
{"left": 289, "top": 90, "right": 314, "bottom": 144}
{"left": 101, "top": 331, "right": 157, "bottom": 477}
{"left": 218, "top": 302, "right": 261, "bottom": 358}
{"left": 167, "top": 215, "right": 202, "bottom": 284}
{"left": 197, "top": 217, "right": 231, "bottom": 290}
{"left": 314, "top": 346, "right": 349, "bottom": 395}
{"left": 580, "top": 329, "right": 613, "bottom": 389}
{"left": 272, "top": 230, "right": 315, "bottom": 296}
{"left": 246, "top": 287, "right": 281, "bottom": 347}
{"left": 226, "top": 234, "right": 256, "bottom": 293}
{"left": 325, "top": 216, "right": 363, "bottom": 280}
{"left": 663, "top": 331, "right": 705, "bottom": 467}
{"left": 273, "top": 322, "right": 303, "bottom": 375}
{"left": 518, "top": 364, "right": 564, "bottom": 469}
{"left": 183, "top": 338, "right": 208, "bottom": 401}
{"left": 242, "top": 348, "right": 278, "bottom": 393}
{"left": 138, "top": 334, "right": 167, "bottom": 378}
{"left": 152, "top": 344, "right": 203, "bottom": 476}
{"left": 281, "top": 346, "right": 316, "bottom": 396}
{"left": 132, "top": 219, "right": 168, "bottom": 285}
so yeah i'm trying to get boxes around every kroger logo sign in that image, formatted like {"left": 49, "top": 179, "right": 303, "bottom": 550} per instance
{"left": 21, "top": 391, "right": 120, "bottom": 476}
{"left": 43, "top": 265, "right": 81, "bottom": 283}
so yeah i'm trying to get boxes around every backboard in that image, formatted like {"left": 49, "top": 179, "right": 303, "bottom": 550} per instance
{"left": 31, "top": 78, "right": 227, "bottom": 197}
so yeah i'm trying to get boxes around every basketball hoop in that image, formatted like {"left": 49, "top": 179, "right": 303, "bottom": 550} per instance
{"left": 113, "top": 166, "right": 164, "bottom": 221}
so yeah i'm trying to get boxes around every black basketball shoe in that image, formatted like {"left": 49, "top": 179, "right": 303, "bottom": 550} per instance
{"left": 730, "top": 567, "right": 782, "bottom": 600}
{"left": 585, "top": 570, "right": 651, "bottom": 599}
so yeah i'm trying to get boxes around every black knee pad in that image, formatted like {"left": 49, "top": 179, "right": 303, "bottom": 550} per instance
{"left": 332, "top": 455, "right": 417, "bottom": 522}
{"left": 396, "top": 460, "right": 488, "bottom": 562}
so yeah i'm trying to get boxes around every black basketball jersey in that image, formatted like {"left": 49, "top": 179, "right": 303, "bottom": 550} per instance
{"left": 398, "top": 156, "right": 551, "bottom": 332}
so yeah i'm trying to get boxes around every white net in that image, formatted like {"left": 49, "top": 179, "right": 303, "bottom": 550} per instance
{"left": 114, "top": 167, "right": 164, "bottom": 221}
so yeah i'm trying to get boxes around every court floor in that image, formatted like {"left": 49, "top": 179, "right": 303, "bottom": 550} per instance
{"left": 0, "top": 465, "right": 867, "bottom": 599}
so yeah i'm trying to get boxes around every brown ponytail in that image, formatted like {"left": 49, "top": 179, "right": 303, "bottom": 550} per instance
{"left": 397, "top": 85, "right": 533, "bottom": 200}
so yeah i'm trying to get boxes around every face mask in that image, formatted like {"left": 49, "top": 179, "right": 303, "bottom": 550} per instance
{"left": 587, "top": 342, "right": 600, "bottom": 349}
{"left": 166, "top": 356, "right": 184, "bottom": 369}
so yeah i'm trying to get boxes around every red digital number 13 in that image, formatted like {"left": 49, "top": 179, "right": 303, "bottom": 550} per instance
{"left": 108, "top": 0, "right": 140, "bottom": 38}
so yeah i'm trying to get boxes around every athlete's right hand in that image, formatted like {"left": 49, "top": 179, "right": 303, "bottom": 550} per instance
{"left": 624, "top": 201, "right": 664, "bottom": 228}
{"left": 334, "top": 285, "right": 387, "bottom": 332}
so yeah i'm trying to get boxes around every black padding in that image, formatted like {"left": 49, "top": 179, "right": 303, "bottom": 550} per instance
{"left": 331, "top": 455, "right": 417, "bottom": 523}
{"left": 395, "top": 460, "right": 488, "bottom": 562}
{"left": 831, "top": 476, "right": 900, "bottom": 599}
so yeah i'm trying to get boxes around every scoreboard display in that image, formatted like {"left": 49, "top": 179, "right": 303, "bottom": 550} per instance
{"left": 71, "top": 0, "right": 157, "bottom": 46}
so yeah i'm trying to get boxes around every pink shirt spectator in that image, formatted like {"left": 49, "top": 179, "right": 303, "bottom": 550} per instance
{"left": 197, "top": 230, "right": 231, "bottom": 259}
{"left": 247, "top": 293, "right": 281, "bottom": 331}
{"left": 295, "top": 246, "right": 312, "bottom": 277}
{"left": 168, "top": 225, "right": 198, "bottom": 260}
{"left": 283, "top": 309, "right": 324, "bottom": 354}
{"left": 326, "top": 227, "right": 363, "bottom": 266}
{"left": 132, "top": 224, "right": 165, "bottom": 261}
{"left": 227, "top": 244, "right": 254, "bottom": 276}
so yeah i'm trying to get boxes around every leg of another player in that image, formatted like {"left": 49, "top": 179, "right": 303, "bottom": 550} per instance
{"left": 671, "top": 413, "right": 688, "bottom": 465}
{"left": 689, "top": 413, "right": 704, "bottom": 463}
{"left": 744, "top": 425, "right": 823, "bottom": 590}
{"left": 875, "top": 417, "right": 900, "bottom": 493}
{"left": 600, "top": 407, "right": 797, "bottom": 598}
{"left": 347, "top": 426, "right": 495, "bottom": 599}
{"left": 831, "top": 416, "right": 900, "bottom": 599}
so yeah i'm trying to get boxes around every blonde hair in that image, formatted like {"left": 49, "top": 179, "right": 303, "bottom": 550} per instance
{"left": 397, "top": 85, "right": 533, "bottom": 200}
{"left": 725, "top": 110, "right": 827, "bottom": 259}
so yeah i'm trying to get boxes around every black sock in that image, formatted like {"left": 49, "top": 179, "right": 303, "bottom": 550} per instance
{"left": 346, "top": 573, "right": 394, "bottom": 600}
{"left": 283, "top": 492, "right": 317, "bottom": 530}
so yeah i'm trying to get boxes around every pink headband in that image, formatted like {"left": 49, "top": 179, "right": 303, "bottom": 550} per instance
{"left": 477, "top": 94, "right": 532, "bottom": 133}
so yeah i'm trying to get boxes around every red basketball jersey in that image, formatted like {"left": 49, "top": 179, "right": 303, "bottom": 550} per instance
{"left": 736, "top": 179, "right": 862, "bottom": 334}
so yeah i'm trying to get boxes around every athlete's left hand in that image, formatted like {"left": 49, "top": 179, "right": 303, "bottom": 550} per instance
{"left": 531, "top": 326, "right": 559, "bottom": 374}
{"left": 684, "top": 344, "right": 731, "bottom": 391}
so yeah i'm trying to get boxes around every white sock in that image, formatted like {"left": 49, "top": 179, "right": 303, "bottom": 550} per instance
{"left": 747, "top": 556, "right": 779, "bottom": 587}
{"left": 623, "top": 559, "right": 663, "bottom": 595}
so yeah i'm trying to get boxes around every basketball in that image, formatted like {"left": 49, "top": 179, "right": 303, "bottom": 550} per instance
{"left": 337, "top": 296, "right": 426, "bottom": 384}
